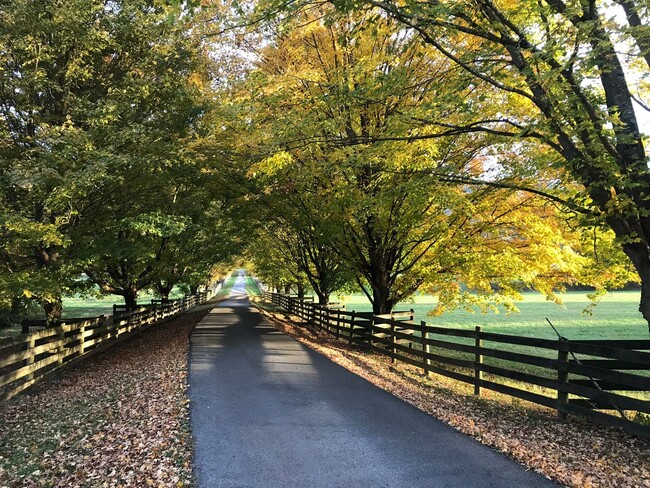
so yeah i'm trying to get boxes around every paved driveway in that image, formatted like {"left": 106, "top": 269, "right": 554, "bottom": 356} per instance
{"left": 189, "top": 277, "right": 557, "bottom": 487}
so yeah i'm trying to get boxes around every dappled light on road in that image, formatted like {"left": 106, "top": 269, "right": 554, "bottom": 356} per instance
{"left": 187, "top": 274, "right": 557, "bottom": 488}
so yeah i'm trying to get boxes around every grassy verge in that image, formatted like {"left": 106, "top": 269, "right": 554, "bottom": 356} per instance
{"left": 244, "top": 276, "right": 262, "bottom": 296}
{"left": 0, "top": 306, "right": 211, "bottom": 487}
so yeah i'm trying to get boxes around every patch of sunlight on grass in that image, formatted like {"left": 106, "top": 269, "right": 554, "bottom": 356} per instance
{"left": 333, "top": 290, "right": 648, "bottom": 340}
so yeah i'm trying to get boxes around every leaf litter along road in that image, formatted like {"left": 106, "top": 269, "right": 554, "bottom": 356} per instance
{"left": 3, "top": 292, "right": 648, "bottom": 488}
{"left": 256, "top": 306, "right": 650, "bottom": 488}
{"left": 0, "top": 306, "right": 213, "bottom": 488}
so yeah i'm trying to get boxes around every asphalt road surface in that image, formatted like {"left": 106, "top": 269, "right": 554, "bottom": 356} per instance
{"left": 189, "top": 276, "right": 557, "bottom": 487}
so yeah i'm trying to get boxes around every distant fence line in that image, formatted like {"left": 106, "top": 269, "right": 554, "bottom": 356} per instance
{"left": 264, "top": 291, "right": 650, "bottom": 438}
{"left": 0, "top": 286, "right": 219, "bottom": 403}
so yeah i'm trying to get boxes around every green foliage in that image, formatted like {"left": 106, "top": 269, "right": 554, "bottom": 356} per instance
{"left": 326, "top": 0, "right": 650, "bottom": 324}
{"left": 0, "top": 0, "right": 235, "bottom": 317}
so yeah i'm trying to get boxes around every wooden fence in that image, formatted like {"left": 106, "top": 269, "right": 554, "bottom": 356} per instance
{"left": 0, "top": 289, "right": 216, "bottom": 403}
{"left": 265, "top": 291, "right": 650, "bottom": 438}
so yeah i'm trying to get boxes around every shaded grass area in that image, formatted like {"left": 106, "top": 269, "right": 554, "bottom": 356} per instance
{"left": 0, "top": 306, "right": 211, "bottom": 487}
{"left": 61, "top": 289, "right": 185, "bottom": 319}
{"left": 0, "top": 290, "right": 186, "bottom": 338}
{"left": 245, "top": 276, "right": 262, "bottom": 296}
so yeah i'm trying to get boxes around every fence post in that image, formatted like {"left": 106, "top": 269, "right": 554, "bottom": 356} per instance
{"left": 25, "top": 336, "right": 36, "bottom": 381}
{"left": 79, "top": 323, "right": 86, "bottom": 355}
{"left": 390, "top": 316, "right": 396, "bottom": 364}
{"left": 421, "top": 320, "right": 430, "bottom": 377}
{"left": 57, "top": 326, "right": 65, "bottom": 366}
{"left": 335, "top": 311, "right": 340, "bottom": 339}
{"left": 557, "top": 338, "right": 569, "bottom": 419}
{"left": 325, "top": 307, "right": 330, "bottom": 334}
{"left": 474, "top": 326, "right": 483, "bottom": 396}
{"left": 349, "top": 311, "right": 356, "bottom": 345}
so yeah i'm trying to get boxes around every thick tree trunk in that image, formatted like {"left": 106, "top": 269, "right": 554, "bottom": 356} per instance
{"left": 371, "top": 283, "right": 395, "bottom": 315}
{"left": 123, "top": 288, "right": 138, "bottom": 311}
{"left": 284, "top": 284, "right": 291, "bottom": 295}
{"left": 297, "top": 281, "right": 305, "bottom": 299}
{"left": 41, "top": 296, "right": 63, "bottom": 325}
{"left": 190, "top": 284, "right": 199, "bottom": 295}
{"left": 622, "top": 243, "right": 650, "bottom": 332}
{"left": 155, "top": 282, "right": 174, "bottom": 303}
{"left": 315, "top": 289, "right": 330, "bottom": 306}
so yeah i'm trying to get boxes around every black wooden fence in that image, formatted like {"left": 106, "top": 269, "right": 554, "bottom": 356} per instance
{"left": 264, "top": 291, "right": 650, "bottom": 438}
{"left": 0, "top": 289, "right": 216, "bottom": 403}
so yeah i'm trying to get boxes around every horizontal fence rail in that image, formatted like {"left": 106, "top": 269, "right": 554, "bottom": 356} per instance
{"left": 0, "top": 287, "right": 218, "bottom": 403}
{"left": 264, "top": 291, "right": 650, "bottom": 438}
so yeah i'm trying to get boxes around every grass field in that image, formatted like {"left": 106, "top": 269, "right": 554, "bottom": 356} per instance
{"left": 61, "top": 289, "right": 185, "bottom": 318}
{"left": 329, "top": 290, "right": 650, "bottom": 397}
{"left": 333, "top": 290, "right": 649, "bottom": 340}
{"left": 60, "top": 290, "right": 184, "bottom": 318}
{"left": 0, "top": 290, "right": 186, "bottom": 338}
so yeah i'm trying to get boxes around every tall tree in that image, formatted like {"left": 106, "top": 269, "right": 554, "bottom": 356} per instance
{"left": 318, "top": 0, "right": 650, "bottom": 325}
{"left": 243, "top": 7, "right": 610, "bottom": 314}
{"left": 0, "top": 0, "right": 213, "bottom": 318}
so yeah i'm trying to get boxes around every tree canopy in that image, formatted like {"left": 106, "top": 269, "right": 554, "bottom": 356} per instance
{"left": 0, "top": 0, "right": 646, "bottom": 329}
{"left": 236, "top": 5, "right": 634, "bottom": 314}
{"left": 0, "top": 0, "right": 240, "bottom": 321}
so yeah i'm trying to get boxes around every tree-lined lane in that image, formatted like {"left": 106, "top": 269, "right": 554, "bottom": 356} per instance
{"left": 188, "top": 276, "right": 557, "bottom": 487}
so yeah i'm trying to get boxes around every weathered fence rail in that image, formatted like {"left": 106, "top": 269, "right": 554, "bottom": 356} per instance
{"left": 0, "top": 289, "right": 216, "bottom": 403}
{"left": 264, "top": 291, "right": 650, "bottom": 438}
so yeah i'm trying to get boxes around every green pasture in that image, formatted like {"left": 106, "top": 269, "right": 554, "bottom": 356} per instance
{"left": 333, "top": 290, "right": 648, "bottom": 340}
{"left": 331, "top": 291, "right": 650, "bottom": 400}
{"left": 0, "top": 289, "right": 186, "bottom": 338}
{"left": 61, "top": 289, "right": 185, "bottom": 319}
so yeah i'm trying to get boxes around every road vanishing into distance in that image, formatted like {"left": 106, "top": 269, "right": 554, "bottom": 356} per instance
{"left": 188, "top": 275, "right": 557, "bottom": 487}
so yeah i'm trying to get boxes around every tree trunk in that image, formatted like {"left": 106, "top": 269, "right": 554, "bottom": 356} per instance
{"left": 155, "top": 280, "right": 174, "bottom": 303}
{"left": 622, "top": 242, "right": 650, "bottom": 332}
{"left": 156, "top": 284, "right": 173, "bottom": 303}
{"left": 123, "top": 288, "right": 138, "bottom": 311}
{"left": 371, "top": 283, "right": 395, "bottom": 315}
{"left": 315, "top": 289, "right": 330, "bottom": 306}
{"left": 297, "top": 281, "right": 305, "bottom": 299}
{"left": 190, "top": 284, "right": 199, "bottom": 295}
{"left": 284, "top": 284, "right": 291, "bottom": 295}
{"left": 41, "top": 296, "right": 63, "bottom": 325}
